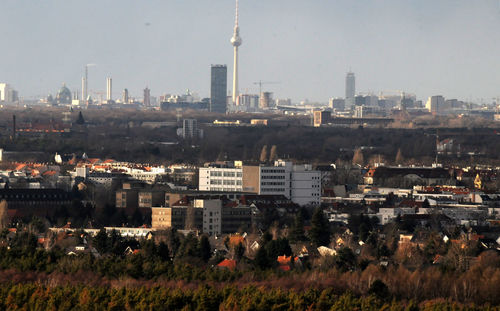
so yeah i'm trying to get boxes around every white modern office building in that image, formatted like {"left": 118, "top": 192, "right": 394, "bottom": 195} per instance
{"left": 199, "top": 160, "right": 321, "bottom": 206}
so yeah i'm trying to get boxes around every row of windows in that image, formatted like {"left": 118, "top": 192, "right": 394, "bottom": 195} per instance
{"left": 261, "top": 182, "right": 285, "bottom": 186}
{"left": 209, "top": 187, "right": 241, "bottom": 192}
{"left": 209, "top": 171, "right": 242, "bottom": 177}
{"left": 261, "top": 175, "right": 285, "bottom": 180}
{"left": 261, "top": 188, "right": 285, "bottom": 192}
{"left": 210, "top": 179, "right": 242, "bottom": 185}
{"left": 0, "top": 194, "right": 68, "bottom": 200}
{"left": 261, "top": 169, "right": 285, "bottom": 174}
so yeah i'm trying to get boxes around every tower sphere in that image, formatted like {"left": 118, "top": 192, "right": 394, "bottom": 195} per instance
{"left": 231, "top": 35, "right": 242, "bottom": 46}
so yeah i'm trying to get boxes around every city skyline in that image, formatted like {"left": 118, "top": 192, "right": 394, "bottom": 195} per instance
{"left": 0, "top": 0, "right": 499, "bottom": 103}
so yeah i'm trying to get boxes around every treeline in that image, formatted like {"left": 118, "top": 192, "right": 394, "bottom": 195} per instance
{"left": 3, "top": 108, "right": 500, "bottom": 165}
{"left": 0, "top": 282, "right": 499, "bottom": 311}
{"left": 6, "top": 229, "right": 500, "bottom": 305}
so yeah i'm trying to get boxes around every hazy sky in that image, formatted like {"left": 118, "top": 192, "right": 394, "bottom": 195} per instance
{"left": 1, "top": 0, "right": 499, "bottom": 103}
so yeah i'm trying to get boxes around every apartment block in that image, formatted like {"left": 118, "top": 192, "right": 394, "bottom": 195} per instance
{"left": 152, "top": 199, "right": 251, "bottom": 235}
{"left": 199, "top": 160, "right": 321, "bottom": 206}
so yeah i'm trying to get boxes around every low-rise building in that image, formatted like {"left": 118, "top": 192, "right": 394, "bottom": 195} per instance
{"left": 152, "top": 198, "right": 251, "bottom": 235}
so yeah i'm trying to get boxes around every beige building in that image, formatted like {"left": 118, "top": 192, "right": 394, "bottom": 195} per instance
{"left": 152, "top": 199, "right": 251, "bottom": 235}
{"left": 138, "top": 190, "right": 165, "bottom": 208}
{"left": 116, "top": 189, "right": 138, "bottom": 209}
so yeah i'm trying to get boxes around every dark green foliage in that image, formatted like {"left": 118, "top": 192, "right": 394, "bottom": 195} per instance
{"left": 254, "top": 236, "right": 292, "bottom": 270}
{"left": 234, "top": 242, "right": 245, "bottom": 261}
{"left": 334, "top": 247, "right": 356, "bottom": 271}
{"left": 0, "top": 283, "right": 496, "bottom": 310}
{"left": 76, "top": 111, "right": 85, "bottom": 125}
{"left": 368, "top": 279, "right": 391, "bottom": 301}
{"left": 309, "top": 208, "right": 330, "bottom": 247}
{"left": 288, "top": 214, "right": 307, "bottom": 243}
{"left": 199, "top": 235, "right": 211, "bottom": 262}
{"left": 254, "top": 246, "right": 271, "bottom": 269}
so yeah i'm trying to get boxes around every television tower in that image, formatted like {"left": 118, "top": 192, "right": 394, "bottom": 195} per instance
{"left": 230, "top": 0, "right": 242, "bottom": 104}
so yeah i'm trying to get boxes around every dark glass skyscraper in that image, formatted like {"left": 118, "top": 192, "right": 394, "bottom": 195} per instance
{"left": 210, "top": 65, "right": 227, "bottom": 113}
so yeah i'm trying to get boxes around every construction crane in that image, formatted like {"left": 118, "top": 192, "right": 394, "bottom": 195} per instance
{"left": 253, "top": 80, "right": 280, "bottom": 95}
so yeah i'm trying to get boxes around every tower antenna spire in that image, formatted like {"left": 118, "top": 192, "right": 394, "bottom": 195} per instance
{"left": 230, "top": 0, "right": 242, "bottom": 105}
{"left": 235, "top": 0, "right": 239, "bottom": 27}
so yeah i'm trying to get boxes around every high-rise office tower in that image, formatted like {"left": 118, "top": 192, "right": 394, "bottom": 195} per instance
{"left": 345, "top": 72, "right": 355, "bottom": 110}
{"left": 143, "top": 87, "right": 151, "bottom": 106}
{"left": 210, "top": 65, "right": 228, "bottom": 113}
{"left": 259, "top": 92, "right": 273, "bottom": 109}
{"left": 123, "top": 88, "right": 129, "bottom": 104}
{"left": 426, "top": 95, "right": 445, "bottom": 115}
{"left": 81, "top": 77, "right": 86, "bottom": 102}
{"left": 106, "top": 78, "right": 112, "bottom": 101}
{"left": 230, "top": 0, "right": 242, "bottom": 104}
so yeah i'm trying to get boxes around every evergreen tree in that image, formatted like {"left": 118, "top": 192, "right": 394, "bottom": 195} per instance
{"left": 234, "top": 242, "right": 245, "bottom": 261}
{"left": 93, "top": 228, "right": 108, "bottom": 254}
{"left": 309, "top": 208, "right": 330, "bottom": 247}
{"left": 157, "top": 242, "right": 170, "bottom": 261}
{"left": 254, "top": 246, "right": 270, "bottom": 269}
{"left": 199, "top": 235, "right": 211, "bottom": 262}
{"left": 76, "top": 111, "right": 85, "bottom": 125}
{"left": 289, "top": 214, "right": 307, "bottom": 243}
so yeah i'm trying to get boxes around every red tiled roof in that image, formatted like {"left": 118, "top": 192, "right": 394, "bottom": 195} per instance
{"left": 277, "top": 255, "right": 299, "bottom": 265}
{"left": 88, "top": 158, "right": 100, "bottom": 164}
{"left": 217, "top": 259, "right": 237, "bottom": 271}
{"left": 229, "top": 235, "right": 245, "bottom": 247}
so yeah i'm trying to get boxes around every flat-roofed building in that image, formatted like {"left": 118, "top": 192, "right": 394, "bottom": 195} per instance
{"left": 201, "top": 160, "right": 321, "bottom": 206}
{"left": 152, "top": 198, "right": 251, "bottom": 235}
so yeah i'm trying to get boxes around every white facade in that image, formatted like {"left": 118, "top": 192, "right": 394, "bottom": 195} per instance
{"left": 426, "top": 95, "right": 445, "bottom": 114}
{"left": 0, "top": 83, "right": 17, "bottom": 102}
{"left": 290, "top": 165, "right": 322, "bottom": 206}
{"left": 258, "top": 161, "right": 321, "bottom": 206}
{"left": 198, "top": 160, "right": 321, "bottom": 206}
{"left": 106, "top": 77, "right": 112, "bottom": 101}
{"left": 199, "top": 165, "right": 243, "bottom": 192}
{"left": 198, "top": 199, "right": 223, "bottom": 236}
{"left": 377, "top": 207, "right": 416, "bottom": 225}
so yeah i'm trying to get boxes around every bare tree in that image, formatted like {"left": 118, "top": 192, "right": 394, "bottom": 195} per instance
{"left": 259, "top": 145, "right": 268, "bottom": 163}
{"left": 185, "top": 206, "right": 195, "bottom": 231}
{"left": 269, "top": 145, "right": 278, "bottom": 162}
{"left": 395, "top": 148, "right": 404, "bottom": 165}
{"left": 0, "top": 200, "right": 8, "bottom": 229}
{"left": 352, "top": 148, "right": 364, "bottom": 166}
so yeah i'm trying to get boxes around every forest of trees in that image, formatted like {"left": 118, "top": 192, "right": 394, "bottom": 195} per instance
{"left": 1, "top": 108, "right": 500, "bottom": 165}
{"left": 3, "top": 219, "right": 500, "bottom": 307}
{"left": 1, "top": 282, "right": 499, "bottom": 310}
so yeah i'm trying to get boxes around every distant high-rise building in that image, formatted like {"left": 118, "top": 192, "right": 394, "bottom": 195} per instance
{"left": 259, "top": 92, "right": 273, "bottom": 109}
{"left": 123, "top": 88, "right": 129, "bottom": 104}
{"left": 81, "top": 77, "right": 86, "bottom": 102}
{"left": 329, "top": 98, "right": 345, "bottom": 110}
{"left": 426, "top": 95, "right": 445, "bottom": 115}
{"left": 0, "top": 83, "right": 18, "bottom": 103}
{"left": 143, "top": 87, "right": 151, "bottom": 106}
{"left": 210, "top": 65, "right": 227, "bottom": 113}
{"left": 237, "top": 94, "right": 259, "bottom": 111}
{"left": 345, "top": 72, "right": 355, "bottom": 109}
{"left": 106, "top": 78, "right": 112, "bottom": 101}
